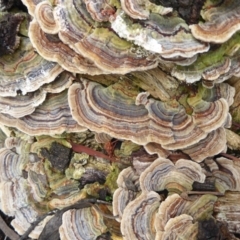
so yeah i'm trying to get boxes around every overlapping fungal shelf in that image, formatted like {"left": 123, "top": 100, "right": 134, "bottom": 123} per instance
{"left": 0, "top": 0, "right": 240, "bottom": 239}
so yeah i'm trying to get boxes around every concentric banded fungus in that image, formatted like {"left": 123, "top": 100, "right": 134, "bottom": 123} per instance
{"left": 139, "top": 158, "right": 205, "bottom": 193}
{"left": 0, "top": 89, "right": 46, "bottom": 118}
{"left": 0, "top": 90, "right": 86, "bottom": 135}
{"left": 172, "top": 33, "right": 240, "bottom": 85}
{"left": 155, "top": 193, "right": 217, "bottom": 238}
{"left": 3, "top": 0, "right": 240, "bottom": 238}
{"left": 205, "top": 157, "right": 240, "bottom": 193}
{"left": 42, "top": 71, "right": 74, "bottom": 94}
{"left": 21, "top": 0, "right": 42, "bottom": 16}
{"left": 59, "top": 207, "right": 107, "bottom": 239}
{"left": 113, "top": 167, "right": 140, "bottom": 221}
{"left": 53, "top": 0, "right": 96, "bottom": 45}
{"left": 214, "top": 192, "right": 240, "bottom": 234}
{"left": 121, "top": 191, "right": 161, "bottom": 240}
{"left": 0, "top": 178, "right": 28, "bottom": 216}
{"left": 182, "top": 128, "right": 227, "bottom": 162}
{"left": 11, "top": 211, "right": 52, "bottom": 239}
{"left": 156, "top": 214, "right": 198, "bottom": 240}
{"left": 52, "top": 0, "right": 158, "bottom": 74}
{"left": 69, "top": 79, "right": 230, "bottom": 155}
{"left": 201, "top": 83, "right": 235, "bottom": 107}
{"left": 120, "top": 0, "right": 172, "bottom": 19}
{"left": 111, "top": 11, "right": 209, "bottom": 59}
{"left": 190, "top": 0, "right": 240, "bottom": 43}
{"left": 0, "top": 148, "right": 25, "bottom": 182}
{"left": 27, "top": 161, "right": 49, "bottom": 202}
{"left": 0, "top": 37, "right": 63, "bottom": 96}
{"left": 74, "top": 27, "right": 158, "bottom": 74}
{"left": 189, "top": 97, "right": 229, "bottom": 133}
{"left": 34, "top": 1, "right": 59, "bottom": 34}
{"left": 144, "top": 142, "right": 170, "bottom": 159}
{"left": 29, "top": 20, "right": 103, "bottom": 74}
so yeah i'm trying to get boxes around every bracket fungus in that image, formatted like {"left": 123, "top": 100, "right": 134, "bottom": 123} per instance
{"left": 0, "top": 37, "right": 63, "bottom": 96}
{"left": 59, "top": 207, "right": 107, "bottom": 240}
{"left": 172, "top": 33, "right": 240, "bottom": 86}
{"left": 155, "top": 193, "right": 217, "bottom": 236}
{"left": 69, "top": 78, "right": 231, "bottom": 161}
{"left": 112, "top": 167, "right": 141, "bottom": 222}
{"left": 111, "top": 10, "right": 209, "bottom": 59}
{"left": 83, "top": 0, "right": 118, "bottom": 22}
{"left": 34, "top": 1, "right": 60, "bottom": 34}
{"left": 139, "top": 158, "right": 205, "bottom": 193}
{"left": 205, "top": 157, "right": 240, "bottom": 193}
{"left": 190, "top": 0, "right": 240, "bottom": 43}
{"left": 29, "top": 19, "right": 104, "bottom": 75}
{"left": 121, "top": 191, "right": 161, "bottom": 240}
{"left": 0, "top": 89, "right": 46, "bottom": 118}
{"left": 120, "top": 0, "right": 172, "bottom": 20}
{"left": 0, "top": 90, "right": 86, "bottom": 135}
{"left": 1, "top": 0, "right": 240, "bottom": 239}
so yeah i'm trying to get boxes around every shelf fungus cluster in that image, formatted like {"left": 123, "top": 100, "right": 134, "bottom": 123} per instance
{"left": 1, "top": 0, "right": 240, "bottom": 239}
{"left": 113, "top": 157, "right": 240, "bottom": 239}
{"left": 69, "top": 79, "right": 234, "bottom": 162}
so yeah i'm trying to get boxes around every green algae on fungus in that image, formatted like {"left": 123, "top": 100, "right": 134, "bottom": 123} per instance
{"left": 74, "top": 27, "right": 158, "bottom": 74}
{"left": 29, "top": 19, "right": 104, "bottom": 74}
{"left": 104, "top": 164, "right": 121, "bottom": 194}
{"left": 120, "top": 0, "right": 172, "bottom": 20}
{"left": 172, "top": 33, "right": 240, "bottom": 85}
{"left": 111, "top": 10, "right": 209, "bottom": 58}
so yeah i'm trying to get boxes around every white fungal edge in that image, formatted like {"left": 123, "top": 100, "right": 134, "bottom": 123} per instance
{"left": 111, "top": 11, "right": 163, "bottom": 54}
